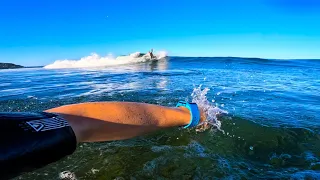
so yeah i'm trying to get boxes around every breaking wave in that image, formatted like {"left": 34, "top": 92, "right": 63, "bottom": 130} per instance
{"left": 44, "top": 51, "right": 168, "bottom": 69}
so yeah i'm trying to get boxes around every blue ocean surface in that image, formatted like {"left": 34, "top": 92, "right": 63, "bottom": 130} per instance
{"left": 1, "top": 57, "right": 320, "bottom": 179}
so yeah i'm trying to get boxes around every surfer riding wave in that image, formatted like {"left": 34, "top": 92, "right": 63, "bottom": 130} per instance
{"left": 148, "top": 49, "right": 155, "bottom": 59}
{"left": 44, "top": 50, "right": 167, "bottom": 69}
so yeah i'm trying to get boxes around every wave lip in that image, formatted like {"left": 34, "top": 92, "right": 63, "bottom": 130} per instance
{"left": 44, "top": 51, "right": 168, "bottom": 69}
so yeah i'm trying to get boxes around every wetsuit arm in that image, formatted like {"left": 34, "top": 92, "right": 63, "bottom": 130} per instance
{"left": 1, "top": 102, "right": 204, "bottom": 179}
{"left": 45, "top": 102, "right": 204, "bottom": 143}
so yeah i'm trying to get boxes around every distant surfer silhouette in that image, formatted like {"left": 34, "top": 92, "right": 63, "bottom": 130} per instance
{"left": 148, "top": 49, "right": 154, "bottom": 59}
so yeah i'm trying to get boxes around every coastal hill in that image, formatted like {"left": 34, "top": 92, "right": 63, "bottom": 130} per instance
{"left": 0, "top": 63, "right": 24, "bottom": 69}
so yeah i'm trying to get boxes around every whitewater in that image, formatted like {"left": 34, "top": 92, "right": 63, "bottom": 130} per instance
{"left": 44, "top": 51, "right": 168, "bottom": 69}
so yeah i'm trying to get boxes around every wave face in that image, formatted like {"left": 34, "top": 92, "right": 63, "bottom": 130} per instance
{"left": 44, "top": 51, "right": 168, "bottom": 69}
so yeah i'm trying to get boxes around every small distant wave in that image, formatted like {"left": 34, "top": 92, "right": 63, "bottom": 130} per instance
{"left": 44, "top": 51, "right": 168, "bottom": 69}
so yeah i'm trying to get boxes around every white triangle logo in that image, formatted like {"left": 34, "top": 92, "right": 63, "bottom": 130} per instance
{"left": 26, "top": 121, "right": 44, "bottom": 132}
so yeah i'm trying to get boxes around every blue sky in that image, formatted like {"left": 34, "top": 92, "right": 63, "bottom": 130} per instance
{"left": 0, "top": 0, "right": 320, "bottom": 66}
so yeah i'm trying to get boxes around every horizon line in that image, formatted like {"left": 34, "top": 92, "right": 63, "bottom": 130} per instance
{"left": 2, "top": 55, "right": 320, "bottom": 67}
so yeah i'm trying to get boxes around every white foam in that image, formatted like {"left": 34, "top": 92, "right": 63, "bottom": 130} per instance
{"left": 59, "top": 171, "right": 77, "bottom": 180}
{"left": 44, "top": 51, "right": 168, "bottom": 69}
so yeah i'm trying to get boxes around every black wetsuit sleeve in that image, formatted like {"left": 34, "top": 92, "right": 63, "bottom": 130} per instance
{"left": 0, "top": 112, "right": 77, "bottom": 180}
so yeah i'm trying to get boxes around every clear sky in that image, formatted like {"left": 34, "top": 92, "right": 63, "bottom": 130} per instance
{"left": 1, "top": 0, "right": 320, "bottom": 66}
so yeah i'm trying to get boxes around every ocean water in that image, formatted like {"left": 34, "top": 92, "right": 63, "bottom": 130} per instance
{"left": 1, "top": 56, "right": 320, "bottom": 180}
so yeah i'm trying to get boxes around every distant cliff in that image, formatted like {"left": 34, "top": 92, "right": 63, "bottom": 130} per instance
{"left": 0, "top": 63, "right": 24, "bottom": 69}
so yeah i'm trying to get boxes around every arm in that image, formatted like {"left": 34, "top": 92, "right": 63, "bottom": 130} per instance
{"left": 46, "top": 102, "right": 204, "bottom": 143}
{"left": 0, "top": 102, "right": 202, "bottom": 179}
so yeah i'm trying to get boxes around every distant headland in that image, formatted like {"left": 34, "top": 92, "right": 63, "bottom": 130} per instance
{"left": 0, "top": 63, "right": 24, "bottom": 69}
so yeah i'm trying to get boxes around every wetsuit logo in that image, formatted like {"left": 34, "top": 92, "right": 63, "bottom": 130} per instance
{"left": 26, "top": 121, "right": 44, "bottom": 132}
{"left": 26, "top": 116, "right": 70, "bottom": 132}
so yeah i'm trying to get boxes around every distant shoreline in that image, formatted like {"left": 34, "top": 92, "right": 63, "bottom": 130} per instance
{"left": 0, "top": 63, "right": 24, "bottom": 69}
